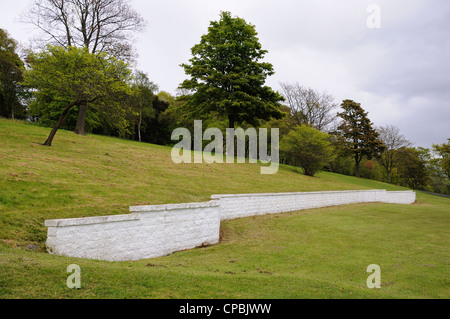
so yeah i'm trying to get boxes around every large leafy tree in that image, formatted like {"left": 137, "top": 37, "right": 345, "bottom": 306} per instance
{"left": 23, "top": 45, "right": 134, "bottom": 146}
{"left": 433, "top": 138, "right": 450, "bottom": 179}
{"left": 179, "top": 11, "right": 285, "bottom": 129}
{"left": 21, "top": 0, "right": 146, "bottom": 135}
{"left": 336, "top": 99, "right": 385, "bottom": 178}
{"left": 0, "top": 28, "right": 27, "bottom": 119}
{"left": 395, "top": 147, "right": 430, "bottom": 190}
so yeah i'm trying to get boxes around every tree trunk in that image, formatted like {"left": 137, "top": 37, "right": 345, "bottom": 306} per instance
{"left": 138, "top": 108, "right": 142, "bottom": 142}
{"left": 75, "top": 101, "right": 88, "bottom": 135}
{"left": 43, "top": 102, "right": 78, "bottom": 147}
{"left": 355, "top": 156, "right": 361, "bottom": 178}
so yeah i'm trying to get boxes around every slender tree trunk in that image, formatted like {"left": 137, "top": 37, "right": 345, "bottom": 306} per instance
{"left": 386, "top": 154, "right": 393, "bottom": 183}
{"left": 75, "top": 101, "right": 88, "bottom": 135}
{"left": 355, "top": 156, "right": 361, "bottom": 178}
{"left": 138, "top": 107, "right": 142, "bottom": 142}
{"left": 43, "top": 102, "right": 78, "bottom": 147}
{"left": 7, "top": 93, "right": 15, "bottom": 120}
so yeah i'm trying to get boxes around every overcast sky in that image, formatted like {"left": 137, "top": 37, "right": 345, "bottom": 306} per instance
{"left": 1, "top": 0, "right": 449, "bottom": 148}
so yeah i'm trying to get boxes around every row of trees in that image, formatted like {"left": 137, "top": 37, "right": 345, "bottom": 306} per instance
{"left": 276, "top": 88, "right": 450, "bottom": 195}
{"left": 0, "top": 3, "right": 448, "bottom": 194}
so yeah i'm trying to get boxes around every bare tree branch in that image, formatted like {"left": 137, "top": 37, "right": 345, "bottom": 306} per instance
{"left": 280, "top": 81, "right": 338, "bottom": 132}
{"left": 377, "top": 125, "right": 412, "bottom": 183}
{"left": 20, "top": 0, "right": 146, "bottom": 61}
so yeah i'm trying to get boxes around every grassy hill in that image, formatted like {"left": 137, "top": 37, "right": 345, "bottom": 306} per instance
{"left": 0, "top": 118, "right": 449, "bottom": 299}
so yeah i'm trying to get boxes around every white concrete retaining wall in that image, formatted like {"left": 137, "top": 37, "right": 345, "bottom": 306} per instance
{"left": 383, "top": 191, "right": 417, "bottom": 204}
{"left": 45, "top": 190, "right": 415, "bottom": 261}
{"left": 45, "top": 201, "right": 220, "bottom": 262}
{"left": 212, "top": 190, "right": 416, "bottom": 220}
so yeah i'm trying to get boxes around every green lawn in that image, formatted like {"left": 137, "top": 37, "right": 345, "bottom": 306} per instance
{"left": 0, "top": 118, "right": 449, "bottom": 299}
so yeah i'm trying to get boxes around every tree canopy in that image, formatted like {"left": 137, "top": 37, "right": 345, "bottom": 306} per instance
{"left": 433, "top": 138, "right": 450, "bottom": 179}
{"left": 179, "top": 11, "right": 285, "bottom": 129}
{"left": 129, "top": 71, "right": 158, "bottom": 142}
{"left": 21, "top": 0, "right": 146, "bottom": 135}
{"left": 0, "top": 28, "right": 26, "bottom": 119}
{"left": 336, "top": 99, "right": 385, "bottom": 178}
{"left": 395, "top": 147, "right": 430, "bottom": 190}
{"left": 377, "top": 125, "right": 411, "bottom": 183}
{"left": 23, "top": 45, "right": 134, "bottom": 146}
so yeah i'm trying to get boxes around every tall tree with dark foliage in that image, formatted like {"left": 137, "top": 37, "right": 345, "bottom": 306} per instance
{"left": 337, "top": 99, "right": 384, "bottom": 178}
{"left": 180, "top": 11, "right": 285, "bottom": 129}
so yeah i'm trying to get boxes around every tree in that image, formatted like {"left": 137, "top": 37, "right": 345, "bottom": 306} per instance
{"left": 280, "top": 125, "right": 334, "bottom": 177}
{"left": 0, "top": 28, "right": 27, "bottom": 119}
{"left": 260, "top": 104, "right": 295, "bottom": 140}
{"left": 433, "top": 138, "right": 450, "bottom": 179}
{"left": 427, "top": 157, "right": 449, "bottom": 195}
{"left": 22, "top": 45, "right": 134, "bottom": 146}
{"left": 28, "top": 89, "right": 103, "bottom": 132}
{"left": 179, "top": 11, "right": 285, "bottom": 129}
{"left": 139, "top": 95, "right": 172, "bottom": 145}
{"left": 129, "top": 71, "right": 158, "bottom": 142}
{"left": 336, "top": 99, "right": 384, "bottom": 178}
{"left": 377, "top": 125, "right": 411, "bottom": 183}
{"left": 430, "top": 139, "right": 450, "bottom": 195}
{"left": 158, "top": 91, "right": 176, "bottom": 105}
{"left": 21, "top": 0, "right": 146, "bottom": 135}
{"left": 395, "top": 147, "right": 430, "bottom": 190}
{"left": 280, "top": 82, "right": 337, "bottom": 131}
{"left": 364, "top": 160, "right": 376, "bottom": 180}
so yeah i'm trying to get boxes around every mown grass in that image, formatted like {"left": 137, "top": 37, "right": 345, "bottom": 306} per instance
{"left": 0, "top": 118, "right": 449, "bottom": 299}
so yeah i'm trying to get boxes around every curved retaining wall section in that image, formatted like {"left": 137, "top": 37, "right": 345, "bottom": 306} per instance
{"left": 45, "top": 190, "right": 416, "bottom": 261}
{"left": 212, "top": 190, "right": 416, "bottom": 220}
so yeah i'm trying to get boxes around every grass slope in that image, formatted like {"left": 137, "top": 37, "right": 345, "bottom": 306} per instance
{"left": 0, "top": 118, "right": 449, "bottom": 299}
